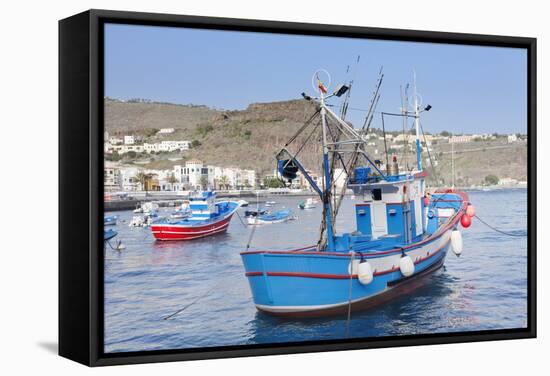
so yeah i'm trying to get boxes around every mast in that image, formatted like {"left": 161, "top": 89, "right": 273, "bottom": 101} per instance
{"left": 413, "top": 71, "right": 422, "bottom": 171}
{"left": 320, "top": 91, "right": 336, "bottom": 251}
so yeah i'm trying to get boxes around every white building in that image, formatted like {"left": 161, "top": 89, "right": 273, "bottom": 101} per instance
{"left": 158, "top": 128, "right": 175, "bottom": 134}
{"left": 109, "top": 137, "right": 123, "bottom": 145}
{"left": 499, "top": 177, "right": 518, "bottom": 186}
{"left": 449, "top": 135, "right": 473, "bottom": 144}
{"left": 160, "top": 140, "right": 190, "bottom": 151}
{"left": 119, "top": 167, "right": 140, "bottom": 191}
{"left": 124, "top": 135, "right": 135, "bottom": 145}
{"left": 507, "top": 134, "right": 518, "bottom": 143}
{"left": 143, "top": 143, "right": 159, "bottom": 153}
{"left": 173, "top": 161, "right": 255, "bottom": 190}
{"left": 104, "top": 162, "right": 121, "bottom": 191}
{"left": 120, "top": 144, "right": 144, "bottom": 154}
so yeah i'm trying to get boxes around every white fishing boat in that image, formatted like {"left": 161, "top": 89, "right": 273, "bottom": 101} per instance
{"left": 298, "top": 197, "right": 316, "bottom": 210}
{"left": 237, "top": 199, "right": 249, "bottom": 207}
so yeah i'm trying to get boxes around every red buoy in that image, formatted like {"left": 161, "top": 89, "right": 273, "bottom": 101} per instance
{"left": 466, "top": 204, "right": 476, "bottom": 217}
{"left": 423, "top": 197, "right": 430, "bottom": 207}
{"left": 461, "top": 214, "right": 472, "bottom": 228}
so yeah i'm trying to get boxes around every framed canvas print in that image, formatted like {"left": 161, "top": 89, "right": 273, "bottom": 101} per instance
{"left": 59, "top": 9, "right": 536, "bottom": 366}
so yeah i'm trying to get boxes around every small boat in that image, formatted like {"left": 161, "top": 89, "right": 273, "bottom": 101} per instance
{"left": 237, "top": 199, "right": 249, "bottom": 207}
{"left": 129, "top": 212, "right": 158, "bottom": 227}
{"left": 150, "top": 191, "right": 240, "bottom": 240}
{"left": 247, "top": 209, "right": 293, "bottom": 225}
{"left": 240, "top": 71, "right": 474, "bottom": 317}
{"left": 298, "top": 198, "right": 316, "bottom": 210}
{"left": 244, "top": 208, "right": 268, "bottom": 217}
{"left": 104, "top": 215, "right": 118, "bottom": 226}
{"left": 266, "top": 201, "right": 276, "bottom": 205}
{"left": 134, "top": 202, "right": 159, "bottom": 215}
{"left": 104, "top": 228, "right": 118, "bottom": 241}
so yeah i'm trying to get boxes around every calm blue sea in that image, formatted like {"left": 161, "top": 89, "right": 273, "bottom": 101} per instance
{"left": 103, "top": 189, "right": 528, "bottom": 353}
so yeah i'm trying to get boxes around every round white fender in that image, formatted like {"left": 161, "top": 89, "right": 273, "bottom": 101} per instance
{"left": 348, "top": 259, "right": 360, "bottom": 274}
{"left": 399, "top": 255, "right": 415, "bottom": 277}
{"left": 451, "top": 229, "right": 463, "bottom": 256}
{"left": 357, "top": 260, "right": 373, "bottom": 285}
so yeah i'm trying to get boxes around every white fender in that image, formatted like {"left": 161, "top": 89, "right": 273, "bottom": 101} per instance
{"left": 399, "top": 255, "right": 415, "bottom": 277}
{"left": 357, "top": 260, "right": 373, "bottom": 285}
{"left": 451, "top": 230, "right": 463, "bottom": 256}
{"left": 348, "top": 259, "right": 360, "bottom": 274}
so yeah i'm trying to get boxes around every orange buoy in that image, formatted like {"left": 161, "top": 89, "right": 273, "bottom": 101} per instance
{"left": 461, "top": 214, "right": 472, "bottom": 228}
{"left": 466, "top": 204, "right": 476, "bottom": 217}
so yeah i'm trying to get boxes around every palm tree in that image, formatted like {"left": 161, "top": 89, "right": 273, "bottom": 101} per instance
{"left": 219, "top": 175, "right": 229, "bottom": 190}
{"left": 200, "top": 176, "right": 209, "bottom": 190}
{"left": 135, "top": 172, "right": 148, "bottom": 192}
{"left": 168, "top": 173, "right": 177, "bottom": 184}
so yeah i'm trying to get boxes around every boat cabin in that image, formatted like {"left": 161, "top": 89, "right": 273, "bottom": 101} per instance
{"left": 188, "top": 191, "right": 220, "bottom": 220}
{"left": 336, "top": 166, "right": 427, "bottom": 250}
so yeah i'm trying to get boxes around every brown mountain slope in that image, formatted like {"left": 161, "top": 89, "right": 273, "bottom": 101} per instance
{"left": 105, "top": 98, "right": 323, "bottom": 175}
{"left": 104, "top": 98, "right": 527, "bottom": 186}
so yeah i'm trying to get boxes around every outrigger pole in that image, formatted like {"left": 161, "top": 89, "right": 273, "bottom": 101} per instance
{"left": 413, "top": 71, "right": 422, "bottom": 171}
{"left": 319, "top": 90, "right": 336, "bottom": 251}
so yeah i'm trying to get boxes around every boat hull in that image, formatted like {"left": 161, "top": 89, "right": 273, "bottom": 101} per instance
{"left": 151, "top": 214, "right": 235, "bottom": 240}
{"left": 241, "top": 222, "right": 456, "bottom": 318}
{"left": 151, "top": 201, "right": 239, "bottom": 241}
{"left": 256, "top": 256, "right": 446, "bottom": 318}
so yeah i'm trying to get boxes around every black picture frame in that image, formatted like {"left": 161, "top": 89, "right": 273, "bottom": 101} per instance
{"left": 59, "top": 9, "right": 537, "bottom": 367}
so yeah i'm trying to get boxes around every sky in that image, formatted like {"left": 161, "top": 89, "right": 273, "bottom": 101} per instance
{"left": 104, "top": 23, "right": 527, "bottom": 134}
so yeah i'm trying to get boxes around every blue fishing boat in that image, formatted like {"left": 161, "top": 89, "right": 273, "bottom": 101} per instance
{"left": 104, "top": 215, "right": 118, "bottom": 226}
{"left": 104, "top": 228, "right": 118, "bottom": 241}
{"left": 151, "top": 191, "right": 240, "bottom": 240}
{"left": 247, "top": 209, "right": 293, "bottom": 225}
{"left": 240, "top": 71, "right": 475, "bottom": 317}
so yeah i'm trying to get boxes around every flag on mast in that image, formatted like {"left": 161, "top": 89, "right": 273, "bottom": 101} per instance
{"left": 317, "top": 76, "right": 328, "bottom": 94}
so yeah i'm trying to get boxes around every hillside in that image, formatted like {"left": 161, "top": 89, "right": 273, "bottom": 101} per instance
{"left": 104, "top": 98, "right": 527, "bottom": 186}
{"left": 105, "top": 98, "right": 322, "bottom": 175}
{"left": 105, "top": 98, "right": 219, "bottom": 137}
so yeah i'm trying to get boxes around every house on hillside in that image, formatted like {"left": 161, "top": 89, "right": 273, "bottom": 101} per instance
{"left": 449, "top": 135, "right": 473, "bottom": 144}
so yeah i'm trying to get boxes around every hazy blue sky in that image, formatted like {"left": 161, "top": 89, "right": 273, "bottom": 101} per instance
{"left": 105, "top": 23, "right": 527, "bottom": 134}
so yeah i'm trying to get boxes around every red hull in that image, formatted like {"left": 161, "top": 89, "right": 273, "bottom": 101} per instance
{"left": 150, "top": 214, "right": 234, "bottom": 241}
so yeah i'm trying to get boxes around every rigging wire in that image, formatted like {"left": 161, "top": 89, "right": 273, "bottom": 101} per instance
{"left": 419, "top": 120, "right": 441, "bottom": 185}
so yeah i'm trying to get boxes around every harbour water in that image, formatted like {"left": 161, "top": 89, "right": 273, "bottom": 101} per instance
{"left": 104, "top": 189, "right": 527, "bottom": 353}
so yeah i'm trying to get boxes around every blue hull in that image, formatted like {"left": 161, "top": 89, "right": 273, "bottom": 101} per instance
{"left": 240, "top": 191, "right": 468, "bottom": 317}
{"left": 242, "top": 233, "right": 452, "bottom": 317}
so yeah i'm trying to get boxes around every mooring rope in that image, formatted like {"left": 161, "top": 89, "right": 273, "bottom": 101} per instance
{"left": 473, "top": 214, "right": 527, "bottom": 237}
{"left": 162, "top": 284, "right": 219, "bottom": 320}
{"left": 105, "top": 239, "right": 124, "bottom": 251}
{"left": 163, "top": 215, "right": 259, "bottom": 321}
{"left": 235, "top": 210, "right": 249, "bottom": 228}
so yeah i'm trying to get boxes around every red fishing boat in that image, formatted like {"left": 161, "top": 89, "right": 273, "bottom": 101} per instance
{"left": 150, "top": 192, "right": 240, "bottom": 241}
